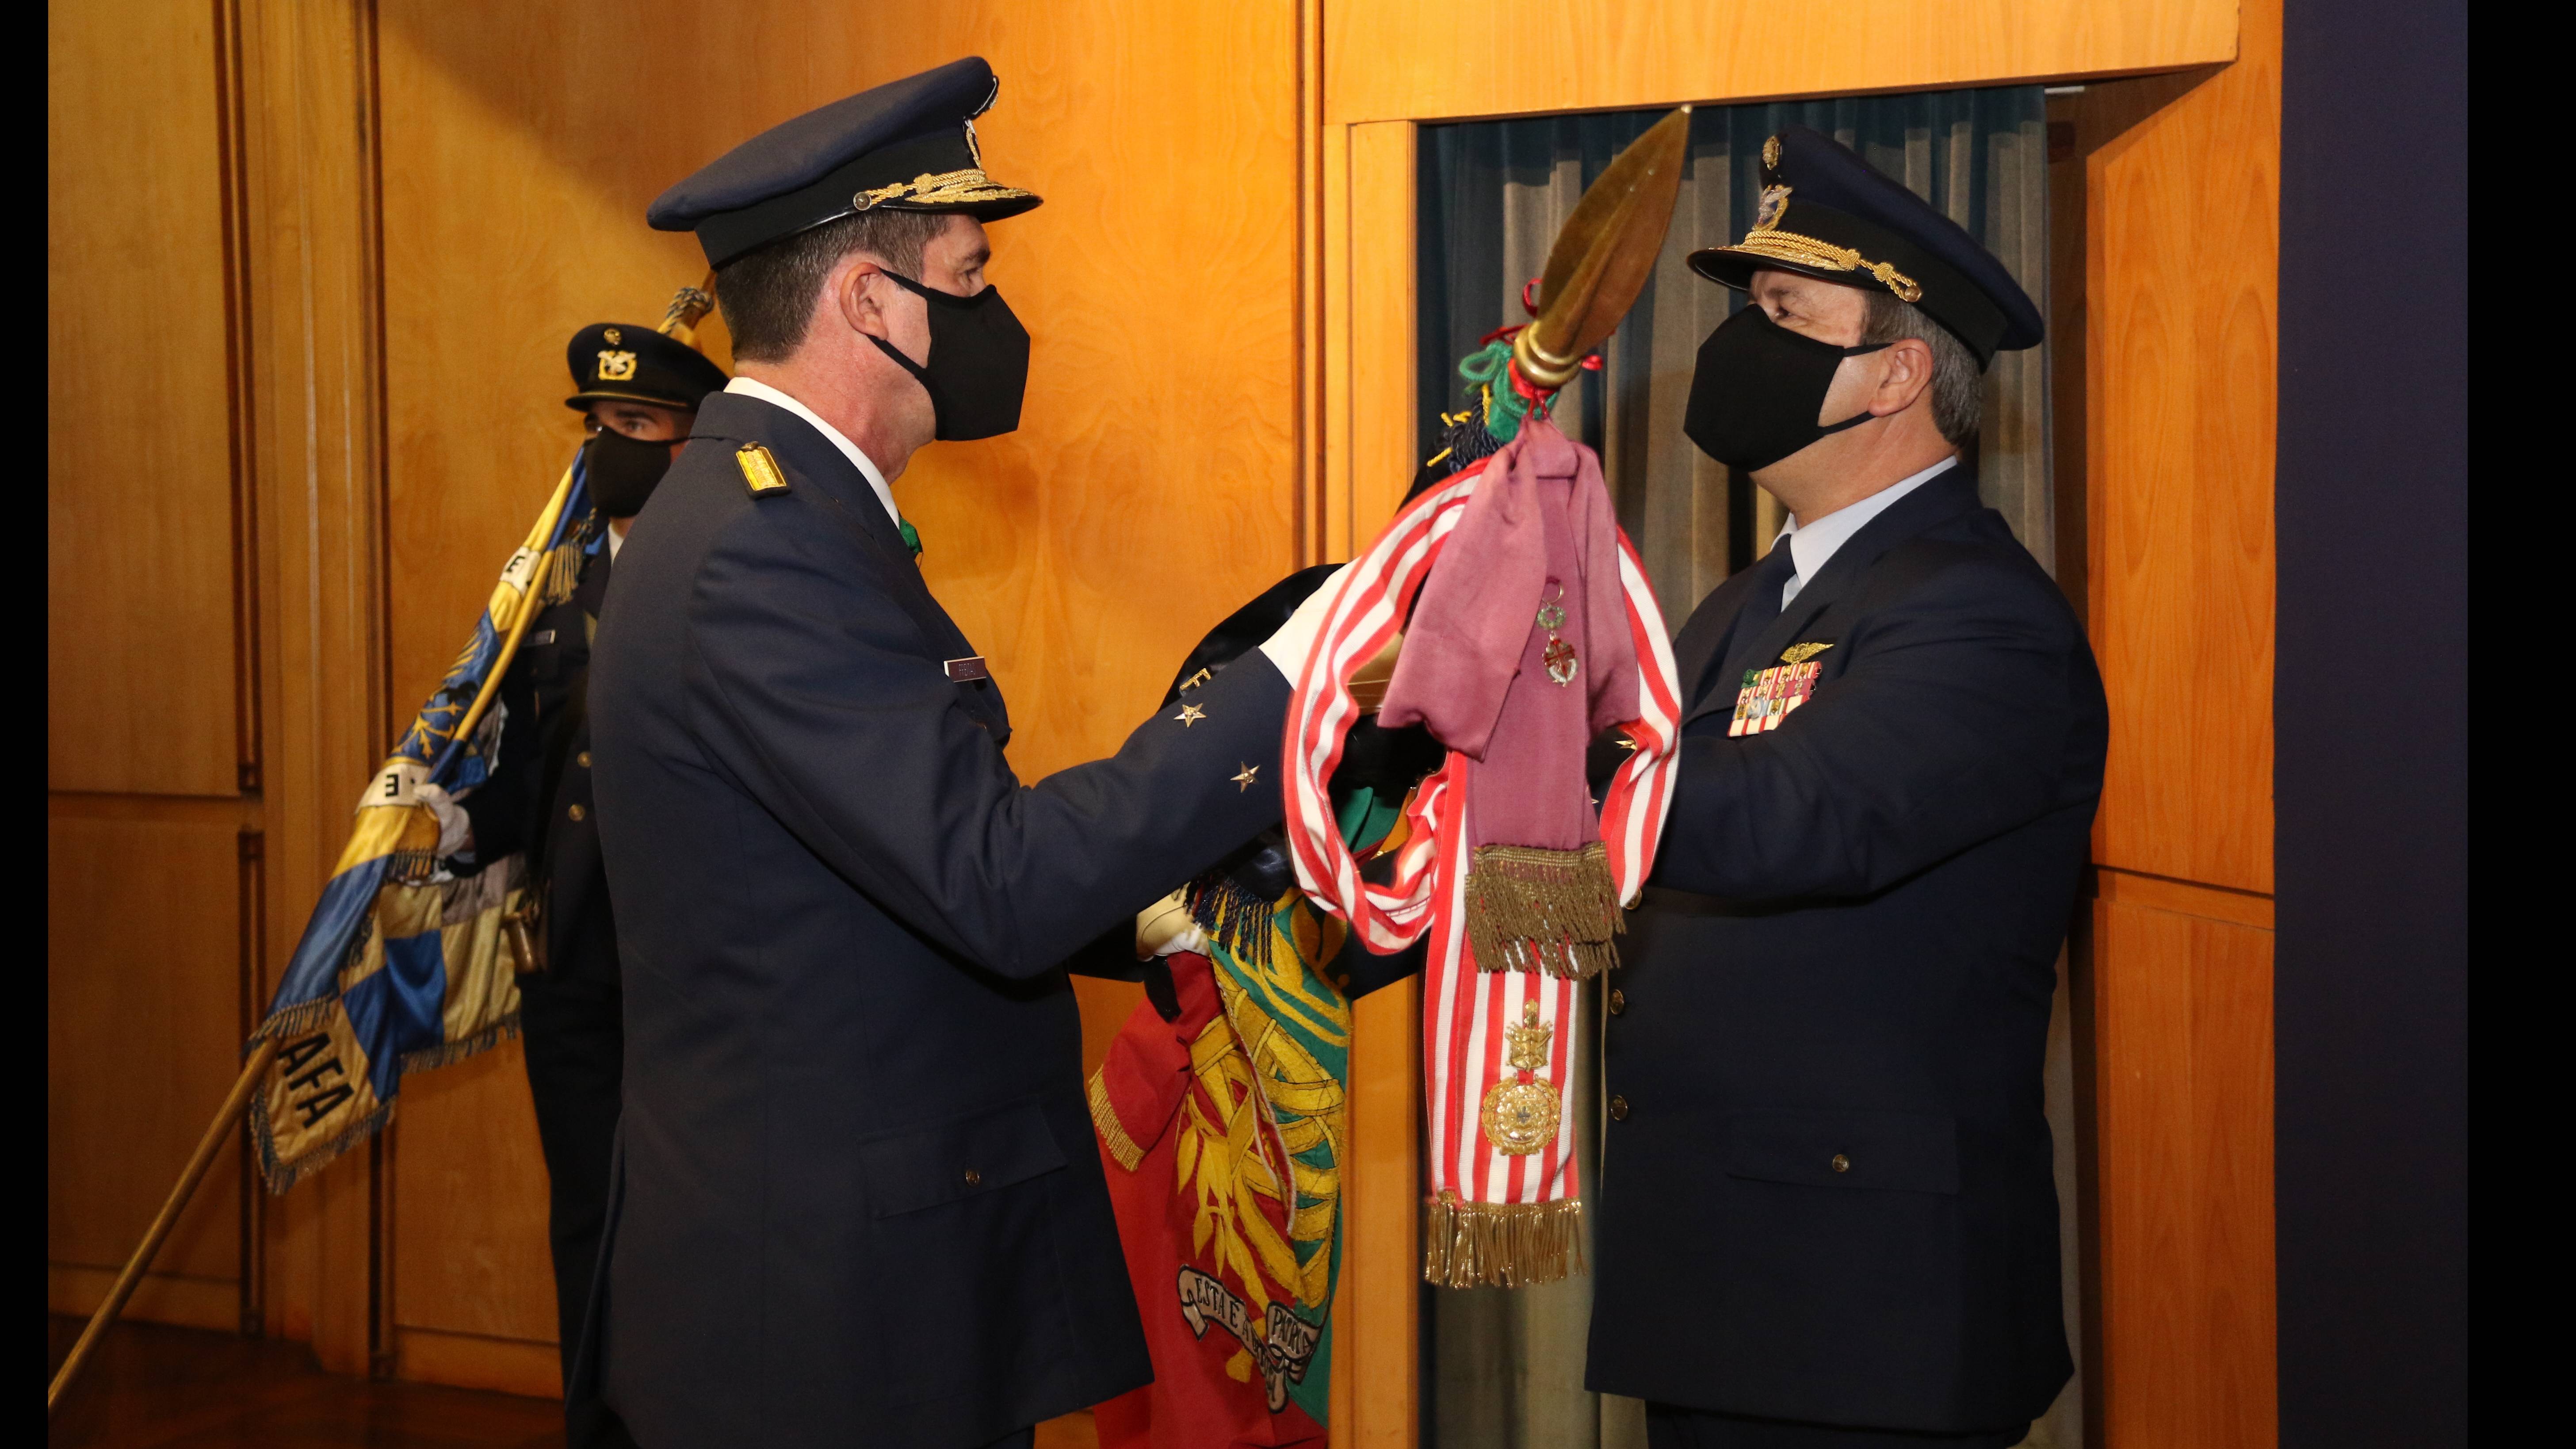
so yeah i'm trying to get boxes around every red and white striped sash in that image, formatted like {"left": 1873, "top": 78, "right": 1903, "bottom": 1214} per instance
{"left": 1280, "top": 456, "right": 1682, "bottom": 1286}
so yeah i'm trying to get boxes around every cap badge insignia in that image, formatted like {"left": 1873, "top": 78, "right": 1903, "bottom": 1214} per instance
{"left": 602, "top": 327, "right": 623, "bottom": 344}
{"left": 1762, "top": 134, "right": 1782, "bottom": 170}
{"left": 1751, "top": 185, "right": 1792, "bottom": 234}
{"left": 736, "top": 442, "right": 790, "bottom": 495}
{"left": 1480, "top": 1001, "right": 1563, "bottom": 1156}
{"left": 596, "top": 349, "right": 638, "bottom": 382}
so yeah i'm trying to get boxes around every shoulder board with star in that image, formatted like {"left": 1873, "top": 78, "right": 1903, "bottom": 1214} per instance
{"left": 736, "top": 443, "right": 790, "bottom": 496}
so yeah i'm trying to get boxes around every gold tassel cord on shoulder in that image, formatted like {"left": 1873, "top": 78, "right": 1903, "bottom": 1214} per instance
{"left": 1423, "top": 1192, "right": 1587, "bottom": 1288}
{"left": 1463, "top": 841, "right": 1624, "bottom": 978}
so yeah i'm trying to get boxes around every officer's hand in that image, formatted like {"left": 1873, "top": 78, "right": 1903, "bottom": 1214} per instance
{"left": 1257, "top": 563, "right": 1349, "bottom": 684}
{"left": 1135, "top": 889, "right": 1208, "bottom": 960}
{"left": 415, "top": 782, "right": 475, "bottom": 860}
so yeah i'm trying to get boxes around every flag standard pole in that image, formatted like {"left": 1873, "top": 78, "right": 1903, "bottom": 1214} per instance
{"left": 47, "top": 1036, "right": 280, "bottom": 1416}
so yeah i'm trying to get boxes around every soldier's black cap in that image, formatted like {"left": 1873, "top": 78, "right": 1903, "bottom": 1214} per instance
{"left": 564, "top": 323, "right": 730, "bottom": 412}
{"left": 1688, "top": 125, "right": 2042, "bottom": 366}
{"left": 646, "top": 57, "right": 1042, "bottom": 270}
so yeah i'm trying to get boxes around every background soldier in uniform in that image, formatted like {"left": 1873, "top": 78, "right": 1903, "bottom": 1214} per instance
{"left": 417, "top": 311, "right": 726, "bottom": 1392}
{"left": 1584, "top": 127, "right": 2110, "bottom": 1449}
{"left": 584, "top": 59, "right": 1339, "bottom": 1449}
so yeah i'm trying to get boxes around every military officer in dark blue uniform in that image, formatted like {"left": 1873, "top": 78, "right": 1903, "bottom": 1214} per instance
{"left": 582, "top": 59, "right": 1339, "bottom": 1449}
{"left": 418, "top": 318, "right": 726, "bottom": 1387}
{"left": 1584, "top": 127, "right": 2110, "bottom": 1449}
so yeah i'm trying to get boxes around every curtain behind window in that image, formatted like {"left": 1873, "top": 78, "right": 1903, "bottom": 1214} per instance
{"left": 1414, "top": 87, "right": 2078, "bottom": 1449}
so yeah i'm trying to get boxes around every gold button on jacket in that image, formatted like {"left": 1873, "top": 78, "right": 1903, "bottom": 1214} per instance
{"left": 1608, "top": 1094, "right": 1630, "bottom": 1121}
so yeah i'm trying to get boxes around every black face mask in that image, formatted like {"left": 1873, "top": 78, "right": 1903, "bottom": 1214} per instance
{"left": 864, "top": 270, "right": 1031, "bottom": 441}
{"left": 585, "top": 428, "right": 676, "bottom": 519}
{"left": 1683, "top": 305, "right": 1890, "bottom": 472}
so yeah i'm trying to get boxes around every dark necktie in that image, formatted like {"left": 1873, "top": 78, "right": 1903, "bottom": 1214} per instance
{"left": 1734, "top": 542, "right": 1800, "bottom": 636}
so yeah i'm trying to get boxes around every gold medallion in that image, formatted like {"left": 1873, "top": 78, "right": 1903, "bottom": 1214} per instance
{"left": 1479, "top": 1002, "right": 1563, "bottom": 1156}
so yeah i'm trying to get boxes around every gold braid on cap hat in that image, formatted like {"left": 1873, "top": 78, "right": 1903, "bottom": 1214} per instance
{"left": 1724, "top": 192, "right": 1920, "bottom": 303}
{"left": 854, "top": 168, "right": 1032, "bottom": 211}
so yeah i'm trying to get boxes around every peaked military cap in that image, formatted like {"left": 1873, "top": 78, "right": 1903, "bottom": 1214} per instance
{"left": 647, "top": 57, "right": 1042, "bottom": 269}
{"left": 564, "top": 322, "right": 730, "bottom": 412}
{"left": 1688, "top": 125, "right": 2043, "bottom": 365}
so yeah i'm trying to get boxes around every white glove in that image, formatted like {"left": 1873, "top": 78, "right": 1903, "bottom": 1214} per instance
{"left": 414, "top": 781, "right": 475, "bottom": 860}
{"left": 1135, "top": 890, "right": 1208, "bottom": 959}
{"left": 1257, "top": 564, "right": 1349, "bottom": 683}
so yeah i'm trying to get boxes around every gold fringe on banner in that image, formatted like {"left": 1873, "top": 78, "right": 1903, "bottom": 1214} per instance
{"left": 1464, "top": 841, "right": 1622, "bottom": 977}
{"left": 1422, "top": 1191, "right": 1587, "bottom": 1288}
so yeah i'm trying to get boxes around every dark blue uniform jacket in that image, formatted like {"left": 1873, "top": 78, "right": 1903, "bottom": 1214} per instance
{"left": 584, "top": 391, "right": 1291, "bottom": 1447}
{"left": 1586, "top": 466, "right": 2107, "bottom": 1432}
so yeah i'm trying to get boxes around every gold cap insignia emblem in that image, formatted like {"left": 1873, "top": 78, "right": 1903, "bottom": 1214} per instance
{"left": 596, "top": 349, "right": 639, "bottom": 382}
{"left": 736, "top": 442, "right": 789, "bottom": 495}
{"left": 1780, "top": 642, "right": 1833, "bottom": 665}
{"left": 1480, "top": 1002, "right": 1564, "bottom": 1156}
{"left": 1762, "top": 134, "right": 1782, "bottom": 170}
{"left": 1751, "top": 185, "right": 1792, "bottom": 234}
{"left": 603, "top": 327, "right": 623, "bottom": 344}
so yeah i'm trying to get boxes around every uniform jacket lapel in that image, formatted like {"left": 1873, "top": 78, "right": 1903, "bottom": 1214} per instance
{"left": 1683, "top": 466, "right": 1985, "bottom": 730}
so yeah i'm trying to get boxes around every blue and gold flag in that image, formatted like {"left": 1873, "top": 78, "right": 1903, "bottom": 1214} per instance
{"left": 248, "top": 453, "right": 597, "bottom": 1190}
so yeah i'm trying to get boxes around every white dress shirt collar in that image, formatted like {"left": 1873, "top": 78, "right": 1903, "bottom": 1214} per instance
{"left": 722, "top": 376, "right": 903, "bottom": 532}
{"left": 1773, "top": 454, "right": 1959, "bottom": 607}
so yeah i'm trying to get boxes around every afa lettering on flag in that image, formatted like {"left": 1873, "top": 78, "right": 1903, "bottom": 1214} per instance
{"left": 248, "top": 453, "right": 599, "bottom": 1190}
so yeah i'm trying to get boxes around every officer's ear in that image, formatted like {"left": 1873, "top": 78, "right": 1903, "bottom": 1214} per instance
{"left": 1867, "top": 336, "right": 1938, "bottom": 417}
{"left": 834, "top": 257, "right": 900, "bottom": 343}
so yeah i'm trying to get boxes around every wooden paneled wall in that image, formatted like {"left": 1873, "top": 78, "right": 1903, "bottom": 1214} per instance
{"left": 48, "top": 0, "right": 257, "bottom": 1339}
{"left": 2065, "top": 0, "right": 2284, "bottom": 1439}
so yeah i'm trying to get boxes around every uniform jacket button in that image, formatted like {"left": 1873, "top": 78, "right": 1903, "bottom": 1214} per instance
{"left": 1831, "top": 1153, "right": 1850, "bottom": 1173}
{"left": 577, "top": 751, "right": 592, "bottom": 768}
{"left": 1608, "top": 988, "right": 1626, "bottom": 1015}
{"left": 963, "top": 1168, "right": 982, "bottom": 1187}
{"left": 1608, "top": 1094, "right": 1630, "bottom": 1121}
{"left": 567, "top": 803, "right": 587, "bottom": 822}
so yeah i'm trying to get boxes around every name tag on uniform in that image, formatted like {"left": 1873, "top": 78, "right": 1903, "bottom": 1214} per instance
{"left": 1728, "top": 642, "right": 1832, "bottom": 737}
{"left": 944, "top": 656, "right": 990, "bottom": 682}
{"left": 527, "top": 629, "right": 556, "bottom": 647}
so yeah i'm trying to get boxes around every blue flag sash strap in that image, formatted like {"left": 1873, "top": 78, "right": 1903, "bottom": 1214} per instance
{"left": 248, "top": 455, "right": 596, "bottom": 1191}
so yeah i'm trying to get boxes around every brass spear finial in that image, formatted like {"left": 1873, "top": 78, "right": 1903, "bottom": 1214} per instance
{"left": 1510, "top": 107, "right": 1692, "bottom": 391}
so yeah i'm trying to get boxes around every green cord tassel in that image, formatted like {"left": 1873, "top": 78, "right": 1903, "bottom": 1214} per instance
{"left": 1457, "top": 341, "right": 1532, "bottom": 444}
{"left": 899, "top": 519, "right": 923, "bottom": 558}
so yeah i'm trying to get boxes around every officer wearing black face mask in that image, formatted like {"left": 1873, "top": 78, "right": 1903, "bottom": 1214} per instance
{"left": 425, "top": 299, "right": 724, "bottom": 1419}
{"left": 579, "top": 58, "right": 1342, "bottom": 1449}
{"left": 1584, "top": 127, "right": 2110, "bottom": 1449}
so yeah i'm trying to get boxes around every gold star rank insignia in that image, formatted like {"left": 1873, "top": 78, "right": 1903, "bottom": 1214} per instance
{"left": 1174, "top": 704, "right": 1206, "bottom": 727}
{"left": 1231, "top": 764, "right": 1261, "bottom": 791}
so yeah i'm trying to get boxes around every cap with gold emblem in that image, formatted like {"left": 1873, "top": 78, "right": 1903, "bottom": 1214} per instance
{"left": 563, "top": 321, "right": 730, "bottom": 412}
{"left": 1686, "top": 124, "right": 2043, "bottom": 365}
{"left": 646, "top": 56, "right": 1042, "bottom": 270}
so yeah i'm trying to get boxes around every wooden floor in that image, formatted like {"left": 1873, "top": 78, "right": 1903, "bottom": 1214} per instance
{"left": 47, "top": 1316, "right": 1101, "bottom": 1448}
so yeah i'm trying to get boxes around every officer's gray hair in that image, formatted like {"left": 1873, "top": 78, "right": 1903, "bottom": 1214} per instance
{"left": 716, "top": 209, "right": 953, "bottom": 362}
{"left": 1861, "top": 291, "right": 1981, "bottom": 446}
